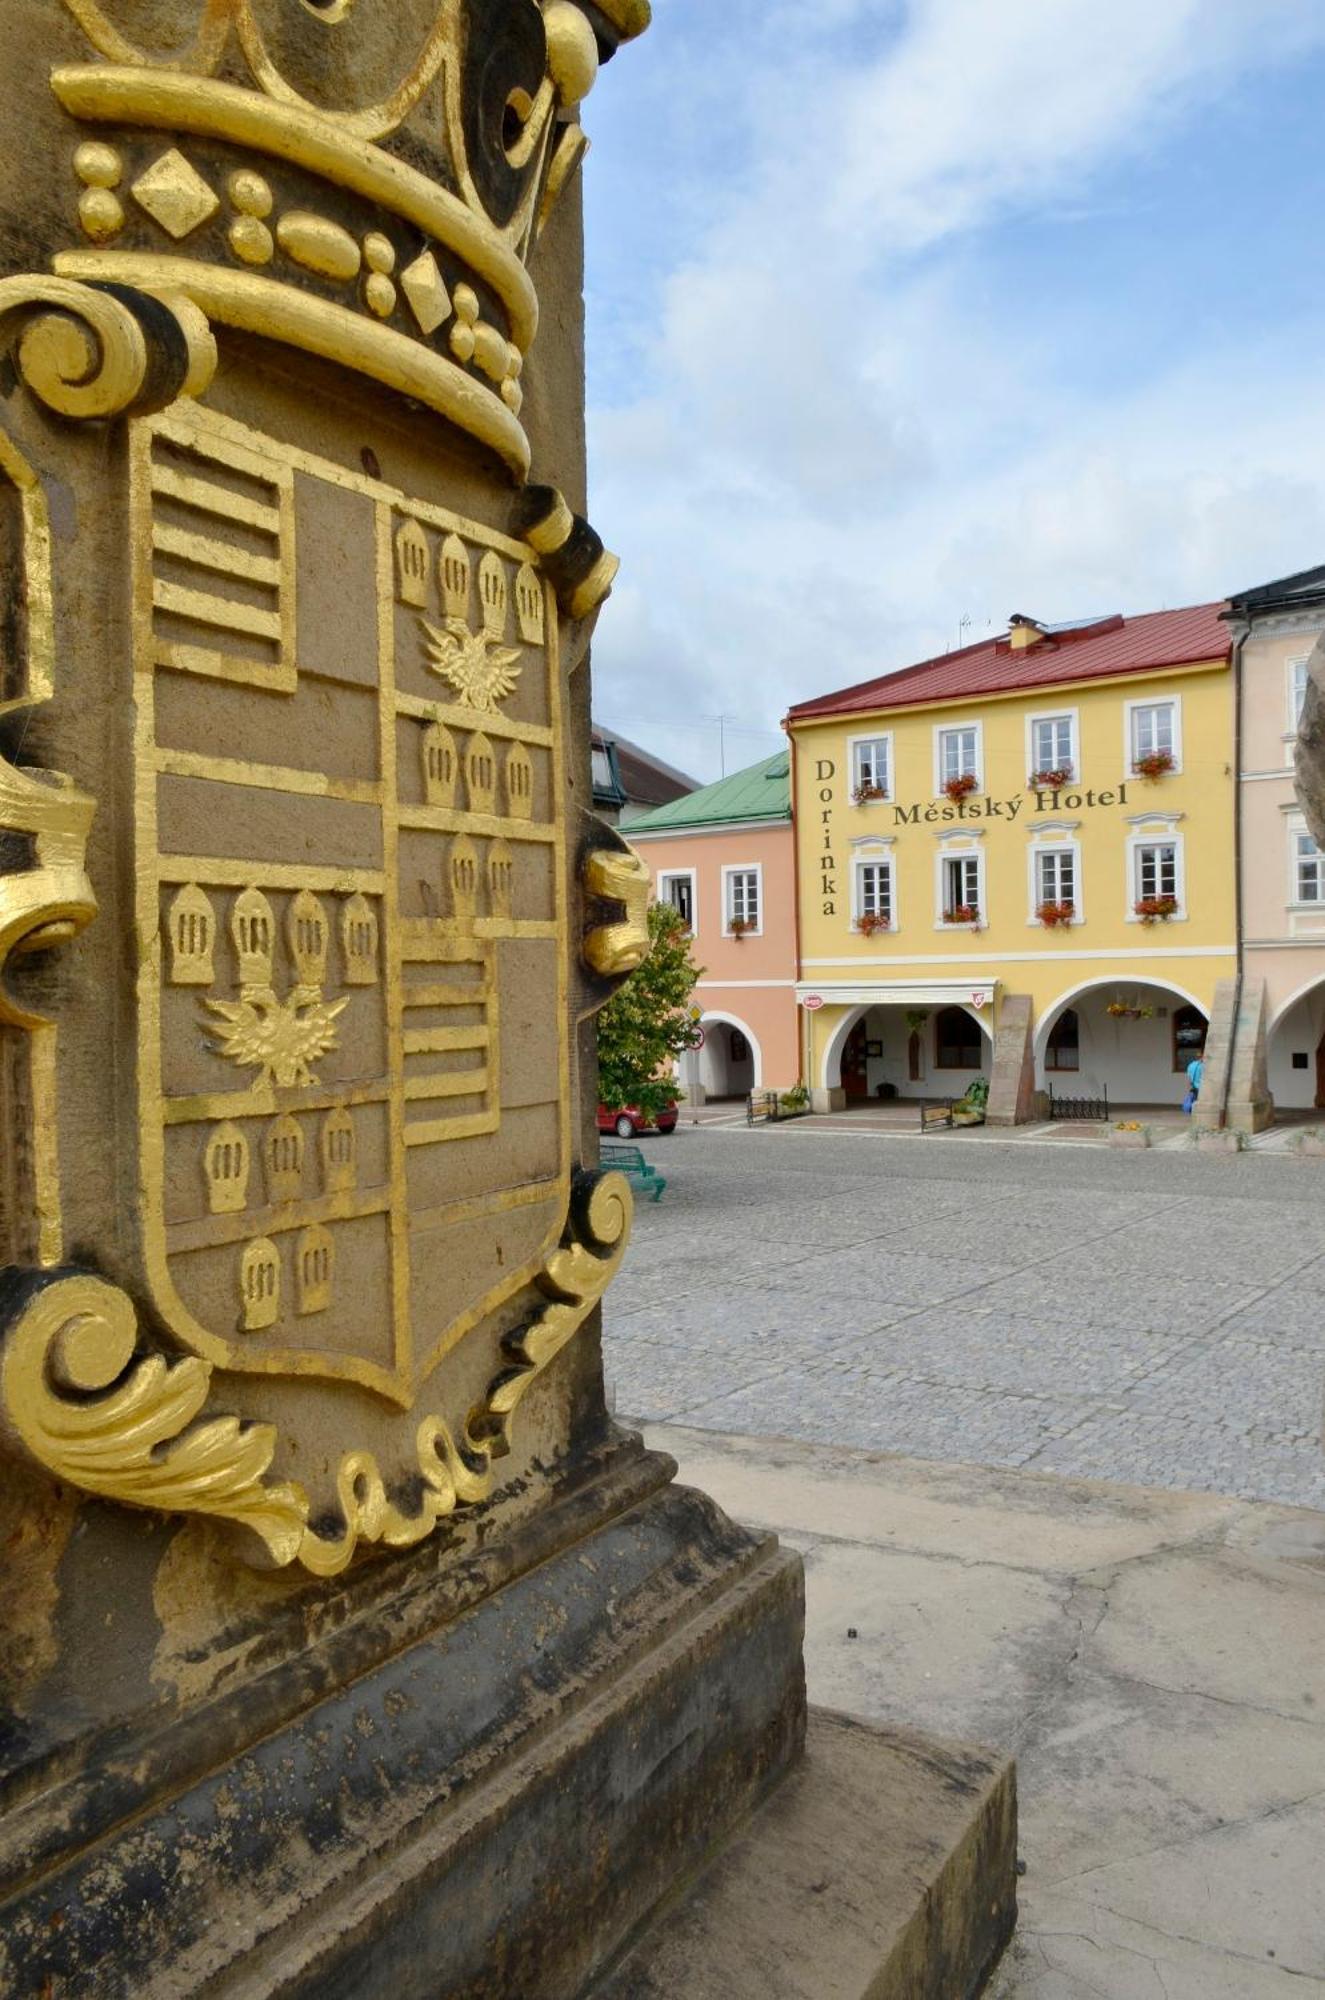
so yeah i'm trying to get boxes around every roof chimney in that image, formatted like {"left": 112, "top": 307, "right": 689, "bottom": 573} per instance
{"left": 1008, "top": 614, "right": 1048, "bottom": 652}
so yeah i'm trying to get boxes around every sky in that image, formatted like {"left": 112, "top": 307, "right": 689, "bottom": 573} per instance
{"left": 579, "top": 0, "right": 1325, "bottom": 784}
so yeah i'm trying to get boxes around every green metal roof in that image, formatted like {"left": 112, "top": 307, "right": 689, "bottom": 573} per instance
{"left": 624, "top": 751, "right": 790, "bottom": 833}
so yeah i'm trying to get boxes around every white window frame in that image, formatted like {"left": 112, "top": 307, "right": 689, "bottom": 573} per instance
{"left": 1123, "top": 694, "right": 1183, "bottom": 776}
{"left": 1028, "top": 840, "right": 1082, "bottom": 925}
{"left": 851, "top": 853, "right": 896, "bottom": 931}
{"left": 932, "top": 718, "right": 983, "bottom": 795}
{"left": 1125, "top": 823, "right": 1186, "bottom": 922}
{"left": 934, "top": 838, "right": 985, "bottom": 928}
{"left": 1289, "top": 656, "right": 1312, "bottom": 732}
{"left": 721, "top": 862, "right": 763, "bottom": 937}
{"left": 849, "top": 730, "right": 893, "bottom": 802}
{"left": 1025, "top": 706, "right": 1078, "bottom": 784}
{"left": 657, "top": 868, "right": 697, "bottom": 934}
{"left": 1289, "top": 818, "right": 1325, "bottom": 908}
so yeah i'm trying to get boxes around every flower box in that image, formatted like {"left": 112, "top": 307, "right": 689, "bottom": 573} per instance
{"left": 1297, "top": 1129, "right": 1325, "bottom": 1157}
{"left": 944, "top": 904, "right": 980, "bottom": 925}
{"left": 1134, "top": 894, "right": 1179, "bottom": 925}
{"left": 856, "top": 912, "right": 891, "bottom": 935}
{"left": 852, "top": 782, "right": 888, "bottom": 805}
{"left": 1036, "top": 899, "right": 1075, "bottom": 928}
{"left": 1110, "top": 1122, "right": 1150, "bottom": 1149}
{"left": 1196, "top": 1127, "right": 1243, "bottom": 1155}
{"left": 1029, "top": 766, "right": 1074, "bottom": 788}
{"left": 942, "top": 773, "right": 979, "bottom": 802}
{"left": 1106, "top": 1001, "right": 1154, "bottom": 1020}
{"left": 727, "top": 916, "right": 755, "bottom": 938}
{"left": 1133, "top": 749, "right": 1175, "bottom": 781}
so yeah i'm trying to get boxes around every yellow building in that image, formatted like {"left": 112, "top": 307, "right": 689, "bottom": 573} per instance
{"left": 786, "top": 608, "right": 1236, "bottom": 1120}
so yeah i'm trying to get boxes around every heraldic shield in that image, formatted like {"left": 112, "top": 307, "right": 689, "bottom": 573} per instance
{"left": 0, "top": 0, "right": 654, "bottom": 1577}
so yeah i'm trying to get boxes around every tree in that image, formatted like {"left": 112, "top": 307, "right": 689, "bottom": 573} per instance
{"left": 596, "top": 903, "right": 704, "bottom": 1121}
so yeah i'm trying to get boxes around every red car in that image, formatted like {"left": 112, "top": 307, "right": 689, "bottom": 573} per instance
{"left": 597, "top": 1102, "right": 678, "bottom": 1139}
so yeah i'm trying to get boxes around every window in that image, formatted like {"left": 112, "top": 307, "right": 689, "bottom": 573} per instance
{"left": 938, "top": 726, "right": 979, "bottom": 786}
{"left": 1035, "top": 848, "right": 1076, "bottom": 909}
{"left": 1296, "top": 830, "right": 1325, "bottom": 904}
{"left": 1292, "top": 657, "right": 1311, "bottom": 727}
{"left": 852, "top": 736, "right": 891, "bottom": 798}
{"left": 1130, "top": 701, "right": 1176, "bottom": 767}
{"left": 1031, "top": 714, "right": 1074, "bottom": 777}
{"left": 855, "top": 859, "right": 893, "bottom": 925}
{"left": 1135, "top": 842, "right": 1177, "bottom": 902}
{"left": 725, "top": 867, "right": 760, "bottom": 933}
{"left": 942, "top": 854, "right": 980, "bottom": 920}
{"left": 935, "top": 1007, "right": 982, "bottom": 1070}
{"left": 1045, "top": 1008, "right": 1080, "bottom": 1072}
{"left": 659, "top": 871, "right": 694, "bottom": 930}
{"left": 1172, "top": 1006, "right": 1206, "bottom": 1073}
{"left": 729, "top": 1029, "right": 749, "bottom": 1063}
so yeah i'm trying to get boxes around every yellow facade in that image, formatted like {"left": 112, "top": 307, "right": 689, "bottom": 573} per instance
{"left": 789, "top": 658, "right": 1236, "bottom": 1107}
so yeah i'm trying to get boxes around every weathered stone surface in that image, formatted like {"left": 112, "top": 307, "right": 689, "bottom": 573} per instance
{"left": 0, "top": 1443, "right": 808, "bottom": 1999}
{"left": 593, "top": 1711, "right": 1017, "bottom": 2000}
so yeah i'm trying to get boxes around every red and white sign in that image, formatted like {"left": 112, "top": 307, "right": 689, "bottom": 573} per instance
{"left": 971, "top": 991, "right": 988, "bottom": 1009}
{"left": 802, "top": 994, "right": 825, "bottom": 1011}
{"left": 692, "top": 1026, "right": 706, "bottom": 1049}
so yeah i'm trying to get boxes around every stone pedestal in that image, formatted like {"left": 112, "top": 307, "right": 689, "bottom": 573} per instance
{"left": 0, "top": 6, "right": 1015, "bottom": 1994}
{"left": 986, "top": 993, "right": 1036, "bottom": 1126}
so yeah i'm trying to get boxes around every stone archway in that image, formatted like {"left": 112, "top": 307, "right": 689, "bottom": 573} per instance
{"left": 1035, "top": 978, "right": 1209, "bottom": 1109}
{"left": 698, "top": 1011, "right": 761, "bottom": 1098}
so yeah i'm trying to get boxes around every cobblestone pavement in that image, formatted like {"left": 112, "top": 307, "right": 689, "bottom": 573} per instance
{"left": 602, "top": 1125, "right": 1325, "bottom": 1509}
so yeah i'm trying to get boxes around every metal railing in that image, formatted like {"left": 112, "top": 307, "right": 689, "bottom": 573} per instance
{"left": 1048, "top": 1085, "right": 1109, "bottom": 1122}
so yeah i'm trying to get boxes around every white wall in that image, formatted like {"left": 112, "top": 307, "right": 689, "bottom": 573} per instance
{"left": 1035, "top": 986, "right": 1204, "bottom": 1105}
{"left": 1268, "top": 985, "right": 1325, "bottom": 1110}
{"left": 849, "top": 1005, "right": 990, "bottom": 1101}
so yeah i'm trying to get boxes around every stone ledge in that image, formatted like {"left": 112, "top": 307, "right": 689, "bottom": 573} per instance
{"left": 591, "top": 1708, "right": 1017, "bottom": 2000}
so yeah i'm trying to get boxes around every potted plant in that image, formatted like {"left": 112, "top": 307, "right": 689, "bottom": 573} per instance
{"left": 945, "top": 902, "right": 980, "bottom": 925}
{"left": 1110, "top": 1120, "right": 1150, "bottom": 1149}
{"left": 1036, "top": 899, "right": 1075, "bottom": 928}
{"left": 727, "top": 915, "right": 755, "bottom": 939}
{"left": 1133, "top": 749, "right": 1175, "bottom": 781}
{"left": 1028, "top": 765, "right": 1073, "bottom": 788}
{"left": 856, "top": 911, "right": 891, "bottom": 935}
{"left": 951, "top": 1076, "right": 989, "bottom": 1126}
{"left": 779, "top": 1083, "right": 810, "bottom": 1117}
{"left": 1134, "top": 894, "right": 1179, "bottom": 925}
{"left": 852, "top": 781, "right": 888, "bottom": 805}
{"left": 942, "top": 773, "right": 979, "bottom": 803}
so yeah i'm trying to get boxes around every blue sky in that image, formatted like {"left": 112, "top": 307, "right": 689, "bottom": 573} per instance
{"left": 578, "top": 0, "right": 1325, "bottom": 783}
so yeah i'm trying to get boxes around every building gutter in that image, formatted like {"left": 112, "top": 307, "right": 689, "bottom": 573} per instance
{"left": 1220, "top": 618, "right": 1249, "bottom": 1129}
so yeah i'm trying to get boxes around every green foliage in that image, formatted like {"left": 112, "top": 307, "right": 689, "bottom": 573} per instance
{"left": 779, "top": 1083, "right": 810, "bottom": 1114}
{"left": 596, "top": 903, "right": 704, "bottom": 1120}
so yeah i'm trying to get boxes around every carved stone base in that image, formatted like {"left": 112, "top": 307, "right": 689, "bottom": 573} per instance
{"left": 0, "top": 1438, "right": 808, "bottom": 1998}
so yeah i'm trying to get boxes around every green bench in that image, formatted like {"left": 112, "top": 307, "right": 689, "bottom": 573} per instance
{"left": 600, "top": 1140, "right": 667, "bottom": 1201}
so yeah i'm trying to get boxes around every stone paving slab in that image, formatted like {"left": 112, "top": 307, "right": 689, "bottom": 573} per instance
{"left": 604, "top": 1128, "right": 1325, "bottom": 1506}
{"left": 646, "top": 1424, "right": 1325, "bottom": 2000}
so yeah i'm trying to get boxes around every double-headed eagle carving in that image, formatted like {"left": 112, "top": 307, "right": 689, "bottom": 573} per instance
{"left": 422, "top": 618, "right": 522, "bottom": 713}
{"left": 206, "top": 985, "right": 348, "bottom": 1090}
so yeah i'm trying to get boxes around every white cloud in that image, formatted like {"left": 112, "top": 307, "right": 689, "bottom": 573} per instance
{"left": 586, "top": 0, "right": 1325, "bottom": 780}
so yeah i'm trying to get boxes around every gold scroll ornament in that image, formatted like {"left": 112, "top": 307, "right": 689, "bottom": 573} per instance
{"left": 0, "top": 1171, "right": 632, "bottom": 1576}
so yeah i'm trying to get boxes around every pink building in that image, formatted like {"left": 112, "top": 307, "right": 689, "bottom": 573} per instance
{"left": 1228, "top": 567, "right": 1325, "bottom": 1116}
{"left": 624, "top": 754, "right": 800, "bottom": 1099}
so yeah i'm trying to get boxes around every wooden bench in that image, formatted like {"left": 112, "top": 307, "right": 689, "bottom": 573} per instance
{"left": 747, "top": 1089, "right": 780, "bottom": 1125}
{"left": 600, "top": 1141, "right": 667, "bottom": 1201}
{"left": 919, "top": 1100, "right": 955, "bottom": 1133}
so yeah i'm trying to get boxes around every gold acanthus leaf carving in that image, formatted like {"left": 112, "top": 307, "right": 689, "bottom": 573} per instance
{"left": 205, "top": 984, "right": 349, "bottom": 1089}
{"left": 0, "top": 1273, "right": 308, "bottom": 1567}
{"left": 0, "top": 1174, "right": 632, "bottom": 1575}
{"left": 0, "top": 763, "right": 98, "bottom": 1028}
{"left": 421, "top": 617, "right": 523, "bottom": 714}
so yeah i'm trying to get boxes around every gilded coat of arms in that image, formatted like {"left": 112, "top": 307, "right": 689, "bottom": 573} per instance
{"left": 0, "top": 0, "right": 652, "bottom": 1574}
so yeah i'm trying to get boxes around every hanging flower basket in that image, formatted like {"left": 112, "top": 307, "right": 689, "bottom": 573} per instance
{"left": 1134, "top": 894, "right": 1179, "bottom": 924}
{"left": 944, "top": 903, "right": 980, "bottom": 925}
{"left": 942, "top": 773, "right": 979, "bottom": 802}
{"left": 852, "top": 782, "right": 888, "bottom": 805}
{"left": 856, "top": 911, "right": 891, "bottom": 935}
{"left": 1036, "top": 899, "right": 1075, "bottom": 928}
{"left": 1106, "top": 1000, "right": 1155, "bottom": 1020}
{"left": 728, "top": 916, "right": 755, "bottom": 938}
{"left": 1029, "top": 766, "right": 1074, "bottom": 788}
{"left": 1133, "top": 749, "right": 1175, "bottom": 781}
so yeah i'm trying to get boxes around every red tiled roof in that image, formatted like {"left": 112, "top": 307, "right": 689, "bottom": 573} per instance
{"left": 786, "top": 605, "right": 1230, "bottom": 722}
